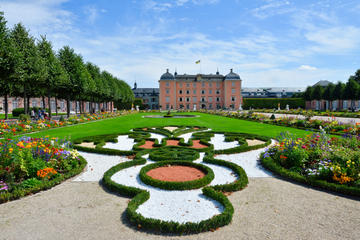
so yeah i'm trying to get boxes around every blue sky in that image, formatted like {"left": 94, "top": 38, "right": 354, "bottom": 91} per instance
{"left": 1, "top": 0, "right": 360, "bottom": 88}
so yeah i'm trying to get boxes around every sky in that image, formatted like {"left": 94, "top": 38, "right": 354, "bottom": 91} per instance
{"left": 1, "top": 0, "right": 360, "bottom": 88}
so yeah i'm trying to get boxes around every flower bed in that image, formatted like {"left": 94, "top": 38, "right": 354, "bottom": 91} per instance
{"left": 260, "top": 131, "right": 360, "bottom": 196}
{"left": 0, "top": 135, "right": 86, "bottom": 203}
{"left": 0, "top": 111, "right": 131, "bottom": 136}
{"left": 201, "top": 110, "right": 360, "bottom": 136}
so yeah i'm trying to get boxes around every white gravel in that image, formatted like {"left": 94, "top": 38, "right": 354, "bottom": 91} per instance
{"left": 103, "top": 135, "right": 135, "bottom": 151}
{"left": 75, "top": 134, "right": 274, "bottom": 223}
{"left": 210, "top": 134, "right": 239, "bottom": 150}
{"left": 73, "top": 152, "right": 129, "bottom": 182}
{"left": 150, "top": 133, "right": 166, "bottom": 142}
{"left": 215, "top": 140, "right": 276, "bottom": 178}
{"left": 178, "top": 132, "right": 193, "bottom": 143}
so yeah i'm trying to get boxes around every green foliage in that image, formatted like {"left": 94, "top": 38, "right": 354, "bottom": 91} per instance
{"left": 12, "top": 108, "right": 24, "bottom": 117}
{"left": 139, "top": 161, "right": 214, "bottom": 190}
{"left": 18, "top": 114, "right": 30, "bottom": 122}
{"left": 149, "top": 147, "right": 199, "bottom": 161}
{"left": 243, "top": 98, "right": 305, "bottom": 109}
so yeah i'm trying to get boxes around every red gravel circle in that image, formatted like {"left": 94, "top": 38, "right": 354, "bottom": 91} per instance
{"left": 146, "top": 165, "right": 205, "bottom": 182}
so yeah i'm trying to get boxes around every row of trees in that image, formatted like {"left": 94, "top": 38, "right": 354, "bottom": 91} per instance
{"left": 303, "top": 70, "right": 360, "bottom": 110}
{"left": 0, "top": 12, "right": 134, "bottom": 119}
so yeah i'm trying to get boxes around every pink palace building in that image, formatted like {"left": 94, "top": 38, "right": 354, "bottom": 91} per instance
{"left": 159, "top": 69, "right": 242, "bottom": 110}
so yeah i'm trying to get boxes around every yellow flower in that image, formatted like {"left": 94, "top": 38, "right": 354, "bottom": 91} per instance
{"left": 9, "top": 148, "right": 13, "bottom": 153}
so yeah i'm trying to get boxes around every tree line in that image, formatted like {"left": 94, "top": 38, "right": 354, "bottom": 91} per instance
{"left": 303, "top": 70, "right": 360, "bottom": 110}
{"left": 0, "top": 12, "right": 134, "bottom": 119}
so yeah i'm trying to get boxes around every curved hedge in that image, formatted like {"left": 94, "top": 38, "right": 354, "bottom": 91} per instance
{"left": 261, "top": 154, "right": 360, "bottom": 197}
{"left": 149, "top": 147, "right": 199, "bottom": 161}
{"left": 0, "top": 156, "right": 87, "bottom": 203}
{"left": 102, "top": 157, "right": 235, "bottom": 234}
{"left": 139, "top": 161, "right": 214, "bottom": 190}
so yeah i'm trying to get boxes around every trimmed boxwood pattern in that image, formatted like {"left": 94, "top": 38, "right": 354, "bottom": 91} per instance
{"left": 149, "top": 147, "right": 200, "bottom": 161}
{"left": 260, "top": 154, "right": 360, "bottom": 197}
{"left": 75, "top": 126, "right": 273, "bottom": 233}
{"left": 139, "top": 160, "right": 214, "bottom": 190}
{"left": 0, "top": 156, "right": 87, "bottom": 203}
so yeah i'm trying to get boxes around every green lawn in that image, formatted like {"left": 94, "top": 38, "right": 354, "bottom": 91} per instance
{"left": 28, "top": 112, "right": 314, "bottom": 140}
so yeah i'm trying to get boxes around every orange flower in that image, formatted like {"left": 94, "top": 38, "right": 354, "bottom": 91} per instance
{"left": 280, "top": 155, "right": 288, "bottom": 160}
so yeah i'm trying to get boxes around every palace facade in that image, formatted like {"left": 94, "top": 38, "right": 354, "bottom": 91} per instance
{"left": 159, "top": 69, "right": 242, "bottom": 110}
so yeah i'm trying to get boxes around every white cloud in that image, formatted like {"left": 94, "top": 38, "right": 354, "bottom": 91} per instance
{"left": 0, "top": 0, "right": 73, "bottom": 35}
{"left": 305, "top": 26, "right": 360, "bottom": 54}
{"left": 83, "top": 5, "right": 106, "bottom": 24}
{"left": 298, "top": 65, "right": 317, "bottom": 71}
{"left": 252, "top": 0, "right": 292, "bottom": 19}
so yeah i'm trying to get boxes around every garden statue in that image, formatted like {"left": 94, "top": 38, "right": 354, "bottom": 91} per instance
{"left": 136, "top": 105, "right": 139, "bottom": 111}
{"left": 286, "top": 104, "right": 289, "bottom": 111}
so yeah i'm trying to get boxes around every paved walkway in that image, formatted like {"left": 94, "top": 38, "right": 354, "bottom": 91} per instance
{"left": 0, "top": 177, "right": 358, "bottom": 240}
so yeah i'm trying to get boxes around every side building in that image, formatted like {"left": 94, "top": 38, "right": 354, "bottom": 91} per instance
{"left": 132, "top": 82, "right": 159, "bottom": 109}
{"left": 159, "top": 69, "right": 242, "bottom": 110}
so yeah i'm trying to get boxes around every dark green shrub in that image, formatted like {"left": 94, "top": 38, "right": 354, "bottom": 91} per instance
{"left": 243, "top": 98, "right": 305, "bottom": 109}
{"left": 12, "top": 108, "right": 25, "bottom": 117}
{"left": 19, "top": 114, "right": 31, "bottom": 122}
{"left": 149, "top": 147, "right": 199, "bottom": 161}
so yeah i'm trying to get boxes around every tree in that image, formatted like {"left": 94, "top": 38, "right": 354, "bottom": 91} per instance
{"left": 10, "top": 23, "right": 46, "bottom": 115}
{"left": 304, "top": 86, "right": 313, "bottom": 101}
{"left": 333, "top": 82, "right": 345, "bottom": 110}
{"left": 344, "top": 79, "right": 359, "bottom": 110}
{"left": 322, "top": 83, "right": 335, "bottom": 110}
{"left": 58, "top": 46, "right": 88, "bottom": 117}
{"left": 0, "top": 12, "right": 19, "bottom": 119}
{"left": 311, "top": 85, "right": 324, "bottom": 101}
{"left": 349, "top": 69, "right": 360, "bottom": 84}
{"left": 37, "top": 35, "right": 68, "bottom": 118}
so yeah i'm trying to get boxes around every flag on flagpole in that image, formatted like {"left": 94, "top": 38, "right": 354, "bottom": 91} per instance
{"left": 195, "top": 60, "right": 201, "bottom": 64}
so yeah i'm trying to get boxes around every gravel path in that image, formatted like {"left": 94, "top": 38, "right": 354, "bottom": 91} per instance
{"left": 103, "top": 135, "right": 135, "bottom": 151}
{"left": 210, "top": 134, "right": 239, "bottom": 150}
{"left": 1, "top": 179, "right": 358, "bottom": 240}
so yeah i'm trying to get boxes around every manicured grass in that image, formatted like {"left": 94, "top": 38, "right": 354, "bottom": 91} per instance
{"left": 28, "top": 112, "right": 316, "bottom": 140}
{"left": 0, "top": 113, "right": 15, "bottom": 119}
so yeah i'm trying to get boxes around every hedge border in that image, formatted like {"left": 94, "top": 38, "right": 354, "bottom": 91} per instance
{"left": 0, "top": 156, "right": 87, "bottom": 204}
{"left": 260, "top": 154, "right": 360, "bottom": 197}
{"left": 148, "top": 147, "right": 200, "bottom": 161}
{"left": 139, "top": 161, "right": 214, "bottom": 190}
{"left": 102, "top": 157, "right": 235, "bottom": 234}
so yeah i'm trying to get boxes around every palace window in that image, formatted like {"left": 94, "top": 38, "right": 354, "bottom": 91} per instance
{"left": 32, "top": 100, "right": 38, "bottom": 107}
{"left": 193, "top": 90, "right": 196, "bottom": 94}
{"left": 193, "top": 82, "right": 196, "bottom": 87}
{"left": 166, "top": 89, "right": 170, "bottom": 94}
{"left": 216, "top": 97, "right": 220, "bottom": 102}
{"left": 202, "top": 82, "right": 205, "bottom": 87}
{"left": 186, "top": 104, "right": 190, "bottom": 109}
{"left": 186, "top": 97, "right": 191, "bottom": 102}
{"left": 166, "top": 104, "right": 169, "bottom": 109}
{"left": 193, "top": 97, "right": 197, "bottom": 102}
{"left": 166, "top": 97, "right": 170, "bottom": 102}
{"left": 208, "top": 97, "right": 212, "bottom": 102}
{"left": 201, "top": 97, "right": 206, "bottom": 102}
{"left": 12, "top": 99, "right": 18, "bottom": 109}
{"left": 209, "top": 104, "right": 212, "bottom": 109}
{"left": 232, "top": 89, "right": 236, "bottom": 94}
{"left": 209, "top": 82, "right": 212, "bottom": 87}
{"left": 216, "top": 82, "right": 220, "bottom": 87}
{"left": 232, "top": 82, "right": 235, "bottom": 87}
{"left": 179, "top": 97, "right": 183, "bottom": 102}
{"left": 179, "top": 90, "right": 183, "bottom": 94}
{"left": 216, "top": 90, "right": 220, "bottom": 94}
{"left": 231, "top": 96, "right": 236, "bottom": 102}
{"left": 166, "top": 82, "right": 170, "bottom": 87}
{"left": 180, "top": 83, "right": 183, "bottom": 87}
{"left": 186, "top": 83, "right": 190, "bottom": 87}
{"left": 201, "top": 90, "right": 205, "bottom": 94}
{"left": 186, "top": 90, "right": 190, "bottom": 94}
{"left": 209, "top": 89, "right": 212, "bottom": 94}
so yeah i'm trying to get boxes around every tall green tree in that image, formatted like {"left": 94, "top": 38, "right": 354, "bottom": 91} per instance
{"left": 304, "top": 86, "right": 313, "bottom": 101}
{"left": 10, "top": 23, "right": 46, "bottom": 115}
{"left": 323, "top": 83, "right": 335, "bottom": 110}
{"left": 344, "top": 79, "right": 359, "bottom": 110}
{"left": 311, "top": 85, "right": 323, "bottom": 101}
{"left": 37, "top": 35, "right": 68, "bottom": 118}
{"left": 333, "top": 82, "right": 345, "bottom": 110}
{"left": 349, "top": 69, "right": 360, "bottom": 84}
{"left": 0, "top": 12, "right": 19, "bottom": 119}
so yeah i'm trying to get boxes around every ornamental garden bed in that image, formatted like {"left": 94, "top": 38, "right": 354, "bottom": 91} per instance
{"left": 0, "top": 134, "right": 86, "bottom": 203}
{"left": 260, "top": 131, "right": 360, "bottom": 196}
{"left": 201, "top": 110, "right": 360, "bottom": 136}
{"left": 74, "top": 126, "right": 272, "bottom": 234}
{"left": 0, "top": 111, "right": 131, "bottom": 136}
